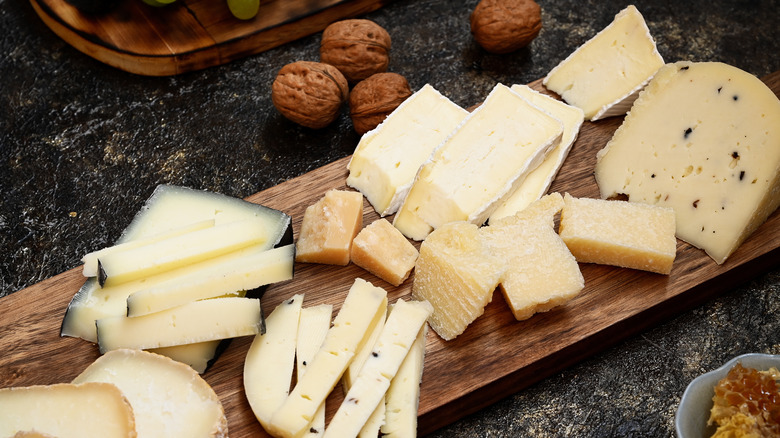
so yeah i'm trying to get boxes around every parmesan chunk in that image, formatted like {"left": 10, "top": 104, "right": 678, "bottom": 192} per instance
{"left": 296, "top": 190, "right": 364, "bottom": 265}
{"left": 350, "top": 218, "right": 419, "bottom": 286}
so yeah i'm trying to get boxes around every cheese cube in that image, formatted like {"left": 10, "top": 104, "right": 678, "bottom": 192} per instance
{"left": 411, "top": 222, "right": 503, "bottom": 340}
{"left": 595, "top": 61, "right": 780, "bottom": 264}
{"left": 543, "top": 5, "right": 664, "bottom": 121}
{"left": 489, "top": 85, "right": 584, "bottom": 223}
{"left": 72, "top": 349, "right": 227, "bottom": 438}
{"left": 395, "top": 83, "right": 563, "bottom": 240}
{"left": 481, "top": 193, "right": 584, "bottom": 321}
{"left": 295, "top": 189, "right": 364, "bottom": 265}
{"left": 558, "top": 193, "right": 677, "bottom": 274}
{"left": 347, "top": 84, "right": 469, "bottom": 216}
{"left": 0, "top": 382, "right": 136, "bottom": 438}
{"left": 351, "top": 218, "right": 419, "bottom": 286}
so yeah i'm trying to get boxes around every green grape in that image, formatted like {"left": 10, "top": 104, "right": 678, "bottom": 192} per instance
{"left": 227, "top": 0, "right": 259, "bottom": 20}
{"left": 141, "top": 0, "right": 177, "bottom": 7}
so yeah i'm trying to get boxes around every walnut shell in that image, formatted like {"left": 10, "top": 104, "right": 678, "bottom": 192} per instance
{"left": 349, "top": 72, "right": 412, "bottom": 135}
{"left": 320, "top": 19, "right": 391, "bottom": 83}
{"left": 271, "top": 61, "right": 349, "bottom": 129}
{"left": 470, "top": 0, "right": 542, "bottom": 54}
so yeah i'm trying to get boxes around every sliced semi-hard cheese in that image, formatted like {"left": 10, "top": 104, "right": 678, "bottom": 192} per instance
{"left": 481, "top": 193, "right": 584, "bottom": 320}
{"left": 295, "top": 189, "right": 364, "bottom": 265}
{"left": 73, "top": 349, "right": 227, "bottom": 438}
{"left": 394, "top": 83, "right": 563, "bottom": 240}
{"left": 296, "top": 304, "right": 333, "bottom": 438}
{"left": 269, "top": 278, "right": 388, "bottom": 438}
{"left": 244, "top": 295, "right": 304, "bottom": 432}
{"left": 411, "top": 222, "right": 503, "bottom": 340}
{"left": 380, "top": 323, "right": 427, "bottom": 438}
{"left": 148, "top": 340, "right": 222, "bottom": 374}
{"left": 347, "top": 84, "right": 469, "bottom": 216}
{"left": 126, "top": 244, "right": 294, "bottom": 316}
{"left": 350, "top": 218, "right": 419, "bottom": 287}
{"left": 96, "top": 297, "right": 264, "bottom": 353}
{"left": 543, "top": 5, "right": 664, "bottom": 121}
{"left": 0, "top": 382, "right": 136, "bottom": 438}
{"left": 324, "top": 299, "right": 433, "bottom": 438}
{"left": 489, "top": 85, "right": 585, "bottom": 223}
{"left": 594, "top": 61, "right": 780, "bottom": 264}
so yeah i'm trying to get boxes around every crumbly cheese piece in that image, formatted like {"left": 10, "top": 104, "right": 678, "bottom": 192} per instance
{"left": 72, "top": 349, "right": 227, "bottom": 438}
{"left": 96, "top": 297, "right": 264, "bottom": 353}
{"left": 269, "top": 278, "right": 388, "bottom": 438}
{"left": 543, "top": 5, "right": 664, "bottom": 121}
{"left": 380, "top": 323, "right": 427, "bottom": 438}
{"left": 489, "top": 86, "right": 584, "bottom": 223}
{"left": 394, "top": 83, "right": 563, "bottom": 240}
{"left": 295, "top": 190, "right": 364, "bottom": 265}
{"left": 558, "top": 193, "right": 677, "bottom": 274}
{"left": 126, "top": 244, "right": 294, "bottom": 316}
{"left": 350, "top": 218, "right": 419, "bottom": 287}
{"left": 411, "top": 222, "right": 503, "bottom": 340}
{"left": 481, "top": 193, "right": 584, "bottom": 320}
{"left": 0, "top": 382, "right": 136, "bottom": 438}
{"left": 244, "top": 295, "right": 304, "bottom": 432}
{"left": 594, "top": 61, "right": 780, "bottom": 264}
{"left": 296, "top": 305, "right": 333, "bottom": 438}
{"left": 324, "top": 299, "right": 433, "bottom": 438}
{"left": 347, "top": 84, "right": 469, "bottom": 216}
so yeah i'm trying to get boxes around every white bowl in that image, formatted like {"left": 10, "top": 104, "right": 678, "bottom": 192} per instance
{"left": 675, "top": 353, "right": 780, "bottom": 438}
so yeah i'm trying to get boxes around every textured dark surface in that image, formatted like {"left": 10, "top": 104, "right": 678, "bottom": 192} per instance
{"left": 1, "top": 0, "right": 778, "bottom": 436}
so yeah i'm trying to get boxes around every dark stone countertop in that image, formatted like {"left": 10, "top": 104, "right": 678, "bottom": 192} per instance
{"left": 1, "top": 0, "right": 778, "bottom": 436}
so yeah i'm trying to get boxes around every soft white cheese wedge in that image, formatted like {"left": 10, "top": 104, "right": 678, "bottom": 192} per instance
{"left": 543, "top": 5, "right": 664, "bottom": 121}
{"left": 268, "top": 278, "right": 388, "bottom": 438}
{"left": 347, "top": 84, "right": 468, "bottom": 216}
{"left": 126, "top": 244, "right": 294, "bottom": 317}
{"left": 595, "top": 61, "right": 780, "bottom": 264}
{"left": 96, "top": 297, "right": 263, "bottom": 353}
{"left": 489, "top": 85, "right": 584, "bottom": 223}
{"left": 296, "top": 304, "right": 333, "bottom": 437}
{"left": 72, "top": 349, "right": 227, "bottom": 438}
{"left": 394, "top": 83, "right": 563, "bottom": 240}
{"left": 244, "top": 295, "right": 304, "bottom": 432}
{"left": 0, "top": 382, "right": 136, "bottom": 438}
{"left": 323, "top": 299, "right": 433, "bottom": 438}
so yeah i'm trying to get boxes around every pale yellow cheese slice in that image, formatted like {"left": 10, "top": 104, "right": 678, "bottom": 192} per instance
{"left": 380, "top": 324, "right": 427, "bottom": 438}
{"left": 296, "top": 304, "right": 333, "bottom": 438}
{"left": 295, "top": 190, "right": 364, "bottom": 265}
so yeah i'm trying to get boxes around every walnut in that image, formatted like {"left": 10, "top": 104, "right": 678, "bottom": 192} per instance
{"left": 470, "top": 0, "right": 542, "bottom": 54}
{"left": 349, "top": 72, "right": 412, "bottom": 135}
{"left": 271, "top": 61, "right": 349, "bottom": 129}
{"left": 320, "top": 19, "right": 392, "bottom": 83}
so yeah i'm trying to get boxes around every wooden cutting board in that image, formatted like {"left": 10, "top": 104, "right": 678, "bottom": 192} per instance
{"left": 1, "top": 73, "right": 779, "bottom": 437}
{"left": 28, "top": 0, "right": 394, "bottom": 76}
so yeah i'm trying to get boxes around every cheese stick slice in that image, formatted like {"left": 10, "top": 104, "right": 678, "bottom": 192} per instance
{"left": 296, "top": 305, "right": 333, "bottom": 437}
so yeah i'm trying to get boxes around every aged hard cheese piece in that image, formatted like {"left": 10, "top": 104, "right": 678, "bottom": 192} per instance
{"left": 395, "top": 83, "right": 563, "bottom": 240}
{"left": 489, "top": 85, "right": 585, "bottom": 223}
{"left": 296, "top": 305, "right": 333, "bottom": 438}
{"left": 559, "top": 193, "right": 677, "bottom": 274}
{"left": 295, "top": 189, "right": 364, "bottom": 265}
{"left": 347, "top": 84, "right": 469, "bottom": 216}
{"left": 380, "top": 323, "right": 427, "bottom": 438}
{"left": 73, "top": 349, "right": 227, "bottom": 438}
{"left": 594, "top": 61, "right": 780, "bottom": 264}
{"left": 0, "top": 382, "right": 136, "bottom": 438}
{"left": 244, "top": 295, "right": 304, "bottom": 432}
{"left": 269, "top": 278, "right": 388, "bottom": 438}
{"left": 481, "top": 193, "right": 584, "bottom": 320}
{"left": 412, "top": 222, "right": 503, "bottom": 340}
{"left": 324, "top": 299, "right": 433, "bottom": 438}
{"left": 543, "top": 5, "right": 664, "bottom": 121}
{"left": 96, "top": 297, "right": 264, "bottom": 353}
{"left": 126, "top": 244, "right": 294, "bottom": 316}
{"left": 350, "top": 218, "right": 419, "bottom": 286}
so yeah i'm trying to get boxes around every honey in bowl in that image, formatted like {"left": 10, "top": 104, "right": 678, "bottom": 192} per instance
{"left": 708, "top": 362, "right": 780, "bottom": 437}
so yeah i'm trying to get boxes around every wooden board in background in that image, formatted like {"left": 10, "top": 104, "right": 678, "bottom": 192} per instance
{"left": 28, "top": 0, "right": 394, "bottom": 76}
{"left": 1, "top": 73, "right": 778, "bottom": 437}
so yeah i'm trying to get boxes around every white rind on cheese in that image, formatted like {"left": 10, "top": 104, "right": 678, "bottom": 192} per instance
{"left": 347, "top": 84, "right": 469, "bottom": 216}
{"left": 594, "top": 61, "right": 780, "bottom": 264}
{"left": 380, "top": 324, "right": 427, "bottom": 438}
{"left": 489, "top": 85, "right": 585, "bottom": 223}
{"left": 543, "top": 5, "right": 664, "bottom": 121}
{"left": 72, "top": 349, "right": 227, "bottom": 438}
{"left": 394, "top": 83, "right": 563, "bottom": 240}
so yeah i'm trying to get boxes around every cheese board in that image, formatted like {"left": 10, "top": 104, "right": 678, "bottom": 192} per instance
{"left": 28, "top": 0, "right": 394, "bottom": 76}
{"left": 1, "top": 72, "right": 778, "bottom": 437}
